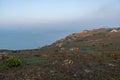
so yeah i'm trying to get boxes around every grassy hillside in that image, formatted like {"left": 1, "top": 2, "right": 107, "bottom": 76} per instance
{"left": 0, "top": 28, "right": 120, "bottom": 80}
{"left": 43, "top": 28, "right": 120, "bottom": 54}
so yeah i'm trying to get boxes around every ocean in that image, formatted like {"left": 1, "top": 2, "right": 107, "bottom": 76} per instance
{"left": 0, "top": 27, "right": 83, "bottom": 50}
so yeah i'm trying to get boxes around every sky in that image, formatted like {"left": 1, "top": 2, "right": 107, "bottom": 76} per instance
{"left": 0, "top": 0, "right": 120, "bottom": 29}
{"left": 0, "top": 0, "right": 120, "bottom": 50}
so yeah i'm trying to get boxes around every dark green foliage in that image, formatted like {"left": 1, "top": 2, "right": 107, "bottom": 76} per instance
{"left": 92, "top": 44, "right": 96, "bottom": 47}
{"left": 34, "top": 54, "right": 41, "bottom": 57}
{"left": 54, "top": 49, "right": 59, "bottom": 52}
{"left": 12, "top": 50, "right": 17, "bottom": 53}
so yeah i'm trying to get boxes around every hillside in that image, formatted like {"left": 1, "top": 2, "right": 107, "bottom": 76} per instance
{"left": 41, "top": 28, "right": 120, "bottom": 53}
{"left": 0, "top": 28, "right": 120, "bottom": 80}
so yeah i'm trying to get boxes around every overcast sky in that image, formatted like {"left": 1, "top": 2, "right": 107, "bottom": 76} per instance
{"left": 0, "top": 0, "right": 120, "bottom": 29}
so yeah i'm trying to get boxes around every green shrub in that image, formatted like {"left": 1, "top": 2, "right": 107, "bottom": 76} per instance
{"left": 12, "top": 50, "right": 17, "bottom": 53}
{"left": 34, "top": 54, "right": 41, "bottom": 57}
{"left": 6, "top": 56, "right": 22, "bottom": 68}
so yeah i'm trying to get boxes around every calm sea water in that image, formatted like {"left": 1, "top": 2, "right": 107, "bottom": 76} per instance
{"left": 0, "top": 27, "right": 82, "bottom": 50}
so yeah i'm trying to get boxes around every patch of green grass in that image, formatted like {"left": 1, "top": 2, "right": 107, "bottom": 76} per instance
{"left": 0, "top": 63, "right": 9, "bottom": 71}
{"left": 22, "top": 58, "right": 48, "bottom": 65}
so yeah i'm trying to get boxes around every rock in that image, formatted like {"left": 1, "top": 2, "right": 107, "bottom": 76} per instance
{"left": 64, "top": 59, "right": 73, "bottom": 65}
{"left": 108, "top": 63, "right": 116, "bottom": 67}
{"left": 84, "top": 69, "right": 92, "bottom": 73}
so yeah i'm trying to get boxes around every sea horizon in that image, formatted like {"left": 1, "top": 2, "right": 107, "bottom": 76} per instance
{"left": 0, "top": 26, "right": 85, "bottom": 50}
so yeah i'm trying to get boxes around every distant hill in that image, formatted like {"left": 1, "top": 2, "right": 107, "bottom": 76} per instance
{"left": 41, "top": 27, "right": 120, "bottom": 54}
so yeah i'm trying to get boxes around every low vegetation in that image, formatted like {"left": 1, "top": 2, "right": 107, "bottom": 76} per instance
{"left": 6, "top": 56, "right": 22, "bottom": 68}
{"left": 0, "top": 28, "right": 120, "bottom": 80}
